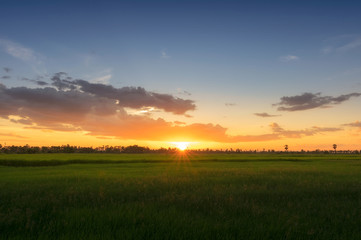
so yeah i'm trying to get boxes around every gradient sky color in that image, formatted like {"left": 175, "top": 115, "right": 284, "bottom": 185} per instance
{"left": 1, "top": 0, "right": 361, "bottom": 150}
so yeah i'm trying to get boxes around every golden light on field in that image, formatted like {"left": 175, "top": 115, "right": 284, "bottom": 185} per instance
{"left": 173, "top": 142, "right": 189, "bottom": 151}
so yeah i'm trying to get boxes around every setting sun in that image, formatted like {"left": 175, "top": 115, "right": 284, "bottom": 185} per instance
{"left": 173, "top": 142, "right": 189, "bottom": 151}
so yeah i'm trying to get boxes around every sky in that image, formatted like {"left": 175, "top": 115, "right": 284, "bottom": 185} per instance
{"left": 1, "top": 0, "right": 361, "bottom": 150}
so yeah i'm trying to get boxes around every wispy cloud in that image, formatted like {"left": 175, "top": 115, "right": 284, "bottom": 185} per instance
{"left": 0, "top": 132, "right": 27, "bottom": 139}
{"left": 343, "top": 121, "right": 361, "bottom": 129}
{"left": 177, "top": 88, "right": 191, "bottom": 96}
{"left": 3, "top": 67, "right": 11, "bottom": 73}
{"left": 322, "top": 35, "right": 361, "bottom": 54}
{"left": 254, "top": 112, "right": 280, "bottom": 118}
{"left": 274, "top": 92, "right": 361, "bottom": 111}
{"left": 269, "top": 122, "right": 341, "bottom": 138}
{"left": 161, "top": 50, "right": 170, "bottom": 59}
{"left": 225, "top": 103, "right": 237, "bottom": 107}
{"left": 92, "top": 74, "right": 112, "bottom": 84}
{"left": 0, "top": 39, "right": 39, "bottom": 62}
{"left": 87, "top": 68, "right": 113, "bottom": 84}
{"left": 21, "top": 76, "right": 48, "bottom": 86}
{"left": 280, "top": 55, "right": 299, "bottom": 62}
{"left": 321, "top": 47, "right": 333, "bottom": 54}
{"left": 0, "top": 39, "right": 45, "bottom": 74}
{"left": 174, "top": 121, "right": 186, "bottom": 125}
{"left": 337, "top": 37, "right": 361, "bottom": 52}
{"left": 83, "top": 53, "right": 95, "bottom": 67}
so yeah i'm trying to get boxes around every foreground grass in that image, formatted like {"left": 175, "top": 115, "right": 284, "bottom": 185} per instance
{"left": 0, "top": 154, "right": 361, "bottom": 239}
{"left": 0, "top": 152, "right": 359, "bottom": 166}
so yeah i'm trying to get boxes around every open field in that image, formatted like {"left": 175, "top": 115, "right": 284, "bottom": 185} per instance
{"left": 1, "top": 153, "right": 361, "bottom": 239}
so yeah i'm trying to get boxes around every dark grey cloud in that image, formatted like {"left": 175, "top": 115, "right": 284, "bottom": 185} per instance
{"left": 22, "top": 77, "right": 49, "bottom": 86}
{"left": 1, "top": 76, "right": 11, "bottom": 79}
{"left": 48, "top": 72, "right": 195, "bottom": 114}
{"left": 7, "top": 72, "right": 195, "bottom": 114}
{"left": 0, "top": 73, "right": 196, "bottom": 133}
{"left": 3, "top": 67, "right": 11, "bottom": 73}
{"left": 35, "top": 81, "right": 48, "bottom": 86}
{"left": 254, "top": 112, "right": 280, "bottom": 118}
{"left": 274, "top": 92, "right": 361, "bottom": 111}
{"left": 0, "top": 85, "right": 118, "bottom": 125}
{"left": 50, "top": 72, "right": 75, "bottom": 90}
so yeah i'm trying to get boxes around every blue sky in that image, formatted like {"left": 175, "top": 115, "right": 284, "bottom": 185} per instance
{"left": 1, "top": 0, "right": 361, "bottom": 149}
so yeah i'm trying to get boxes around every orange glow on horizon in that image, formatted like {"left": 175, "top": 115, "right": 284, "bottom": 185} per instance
{"left": 172, "top": 142, "right": 190, "bottom": 151}
{"left": 1, "top": 119, "right": 360, "bottom": 151}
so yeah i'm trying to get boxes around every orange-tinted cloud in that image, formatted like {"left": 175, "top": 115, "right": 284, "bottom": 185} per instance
{"left": 343, "top": 121, "right": 361, "bottom": 129}
{"left": 269, "top": 122, "right": 341, "bottom": 138}
{"left": 254, "top": 112, "right": 280, "bottom": 118}
{"left": 0, "top": 132, "right": 27, "bottom": 139}
{"left": 0, "top": 79, "right": 343, "bottom": 143}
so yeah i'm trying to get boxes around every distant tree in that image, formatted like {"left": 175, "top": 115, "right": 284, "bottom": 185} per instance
{"left": 123, "top": 145, "right": 150, "bottom": 153}
{"left": 333, "top": 144, "right": 337, "bottom": 154}
{"left": 284, "top": 145, "right": 288, "bottom": 152}
{"left": 0, "top": 144, "right": 2, "bottom": 149}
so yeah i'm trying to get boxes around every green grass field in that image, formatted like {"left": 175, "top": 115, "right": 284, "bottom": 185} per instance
{"left": 1, "top": 153, "right": 361, "bottom": 239}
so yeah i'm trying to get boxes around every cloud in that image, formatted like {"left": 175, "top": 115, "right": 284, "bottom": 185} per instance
{"left": 0, "top": 39, "right": 39, "bottom": 62}
{"left": 21, "top": 77, "right": 49, "bottom": 86}
{"left": 0, "top": 81, "right": 241, "bottom": 142}
{"left": 225, "top": 103, "right": 236, "bottom": 107}
{"left": 3, "top": 67, "right": 11, "bottom": 73}
{"left": 343, "top": 121, "right": 361, "bottom": 128}
{"left": 0, "top": 71, "right": 195, "bottom": 117}
{"left": 280, "top": 55, "right": 299, "bottom": 62}
{"left": 269, "top": 122, "right": 341, "bottom": 138}
{"left": 254, "top": 112, "right": 280, "bottom": 118}
{"left": 177, "top": 88, "right": 192, "bottom": 96}
{"left": 321, "top": 47, "right": 333, "bottom": 54}
{"left": 0, "top": 72, "right": 196, "bottom": 117}
{"left": 83, "top": 54, "right": 95, "bottom": 67}
{"left": 274, "top": 92, "right": 361, "bottom": 111}
{"left": 0, "top": 40, "right": 45, "bottom": 75}
{"left": 161, "top": 50, "right": 170, "bottom": 59}
{"left": 0, "top": 132, "right": 27, "bottom": 139}
{"left": 69, "top": 82, "right": 195, "bottom": 115}
{"left": 322, "top": 35, "right": 361, "bottom": 54}
{"left": 1, "top": 76, "right": 11, "bottom": 79}
{"left": 337, "top": 38, "right": 361, "bottom": 52}
{"left": 0, "top": 73, "right": 344, "bottom": 143}
{"left": 92, "top": 74, "right": 112, "bottom": 84}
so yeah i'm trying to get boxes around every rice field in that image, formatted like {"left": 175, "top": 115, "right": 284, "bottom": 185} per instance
{"left": 1, "top": 153, "right": 360, "bottom": 239}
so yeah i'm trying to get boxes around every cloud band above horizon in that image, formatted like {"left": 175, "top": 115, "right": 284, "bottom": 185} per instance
{"left": 0, "top": 73, "right": 344, "bottom": 143}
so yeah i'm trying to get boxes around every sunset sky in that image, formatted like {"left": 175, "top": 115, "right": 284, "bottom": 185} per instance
{"left": 1, "top": 0, "right": 361, "bottom": 150}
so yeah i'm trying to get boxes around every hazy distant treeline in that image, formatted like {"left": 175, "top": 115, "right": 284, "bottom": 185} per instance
{"left": 0, "top": 144, "right": 360, "bottom": 154}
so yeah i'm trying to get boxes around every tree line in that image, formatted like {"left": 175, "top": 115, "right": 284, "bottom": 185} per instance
{"left": 0, "top": 144, "right": 360, "bottom": 154}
